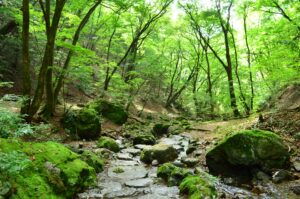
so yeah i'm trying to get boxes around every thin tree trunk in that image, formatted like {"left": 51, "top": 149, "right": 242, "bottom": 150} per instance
{"left": 51, "top": 0, "right": 102, "bottom": 111}
{"left": 243, "top": 11, "right": 254, "bottom": 110}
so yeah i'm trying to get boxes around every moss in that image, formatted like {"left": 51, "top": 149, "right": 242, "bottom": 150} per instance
{"left": 12, "top": 172, "right": 62, "bottom": 199}
{"left": 206, "top": 130, "right": 290, "bottom": 179}
{"left": 113, "top": 167, "right": 124, "bottom": 173}
{"left": 179, "top": 176, "right": 218, "bottom": 199}
{"left": 140, "top": 144, "right": 178, "bottom": 164}
{"left": 157, "top": 163, "right": 192, "bottom": 186}
{"left": 61, "top": 107, "right": 101, "bottom": 140}
{"left": 97, "top": 136, "right": 120, "bottom": 152}
{"left": 89, "top": 100, "right": 128, "bottom": 125}
{"left": 80, "top": 150, "right": 104, "bottom": 173}
{"left": 0, "top": 139, "right": 97, "bottom": 198}
{"left": 133, "top": 134, "right": 156, "bottom": 145}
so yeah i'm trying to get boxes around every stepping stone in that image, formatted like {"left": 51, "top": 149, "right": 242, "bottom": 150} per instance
{"left": 134, "top": 144, "right": 152, "bottom": 150}
{"left": 125, "top": 178, "right": 153, "bottom": 188}
{"left": 104, "top": 187, "right": 138, "bottom": 198}
{"left": 112, "top": 160, "right": 139, "bottom": 166}
{"left": 116, "top": 153, "right": 133, "bottom": 160}
{"left": 108, "top": 166, "right": 148, "bottom": 180}
{"left": 122, "top": 148, "right": 141, "bottom": 156}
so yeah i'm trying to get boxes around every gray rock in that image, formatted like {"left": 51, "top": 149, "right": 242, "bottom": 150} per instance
{"left": 152, "top": 160, "right": 159, "bottom": 166}
{"left": 181, "top": 157, "right": 199, "bottom": 167}
{"left": 116, "top": 153, "right": 133, "bottom": 160}
{"left": 140, "top": 143, "right": 178, "bottom": 164}
{"left": 125, "top": 178, "right": 153, "bottom": 188}
{"left": 108, "top": 166, "right": 148, "bottom": 180}
{"left": 255, "top": 171, "right": 271, "bottom": 183}
{"left": 134, "top": 144, "right": 152, "bottom": 150}
{"left": 272, "top": 170, "right": 293, "bottom": 183}
{"left": 121, "top": 148, "right": 141, "bottom": 156}
{"left": 111, "top": 160, "right": 139, "bottom": 166}
{"left": 290, "top": 185, "right": 300, "bottom": 195}
{"left": 104, "top": 187, "right": 138, "bottom": 198}
{"left": 293, "top": 159, "right": 300, "bottom": 172}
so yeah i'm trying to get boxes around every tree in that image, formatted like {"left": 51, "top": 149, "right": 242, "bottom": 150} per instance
{"left": 20, "top": 0, "right": 31, "bottom": 116}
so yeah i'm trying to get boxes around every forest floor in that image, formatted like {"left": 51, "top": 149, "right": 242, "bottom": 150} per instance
{"left": 1, "top": 97, "right": 300, "bottom": 198}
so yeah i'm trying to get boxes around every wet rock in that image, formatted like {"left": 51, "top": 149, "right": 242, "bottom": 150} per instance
{"left": 99, "top": 180, "right": 122, "bottom": 191}
{"left": 104, "top": 187, "right": 138, "bottom": 198}
{"left": 133, "top": 134, "right": 156, "bottom": 145}
{"left": 121, "top": 148, "right": 141, "bottom": 156}
{"left": 254, "top": 171, "right": 271, "bottom": 183}
{"left": 152, "top": 160, "right": 159, "bottom": 166}
{"left": 206, "top": 130, "right": 290, "bottom": 181}
{"left": 134, "top": 144, "right": 152, "bottom": 150}
{"left": 272, "top": 170, "right": 293, "bottom": 183}
{"left": 112, "top": 160, "right": 139, "bottom": 166}
{"left": 293, "top": 158, "right": 300, "bottom": 172}
{"left": 116, "top": 153, "right": 133, "bottom": 160}
{"left": 181, "top": 157, "right": 199, "bottom": 167}
{"left": 290, "top": 185, "right": 300, "bottom": 195}
{"left": 108, "top": 166, "right": 148, "bottom": 180}
{"left": 194, "top": 149, "right": 203, "bottom": 156}
{"left": 97, "top": 136, "right": 120, "bottom": 152}
{"left": 186, "top": 145, "right": 197, "bottom": 154}
{"left": 150, "top": 184, "right": 180, "bottom": 197}
{"left": 157, "top": 163, "right": 192, "bottom": 186}
{"left": 140, "top": 144, "right": 178, "bottom": 164}
{"left": 173, "top": 160, "right": 184, "bottom": 167}
{"left": 125, "top": 178, "right": 153, "bottom": 188}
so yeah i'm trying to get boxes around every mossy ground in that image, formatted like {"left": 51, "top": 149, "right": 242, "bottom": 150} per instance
{"left": 0, "top": 139, "right": 99, "bottom": 199}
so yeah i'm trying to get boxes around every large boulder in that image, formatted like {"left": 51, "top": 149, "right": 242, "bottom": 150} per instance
{"left": 89, "top": 100, "right": 128, "bottom": 125}
{"left": 0, "top": 139, "right": 98, "bottom": 198}
{"left": 97, "top": 136, "right": 120, "bottom": 153}
{"left": 206, "top": 130, "right": 290, "bottom": 181}
{"left": 140, "top": 143, "right": 178, "bottom": 164}
{"left": 61, "top": 107, "right": 101, "bottom": 140}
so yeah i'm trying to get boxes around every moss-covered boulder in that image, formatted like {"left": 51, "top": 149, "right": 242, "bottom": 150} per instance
{"left": 140, "top": 143, "right": 178, "bottom": 164}
{"left": 206, "top": 130, "right": 290, "bottom": 181}
{"left": 0, "top": 139, "right": 97, "bottom": 198}
{"left": 152, "top": 123, "right": 170, "bottom": 137}
{"left": 133, "top": 133, "right": 156, "bottom": 145}
{"left": 179, "top": 175, "right": 218, "bottom": 199}
{"left": 61, "top": 107, "right": 101, "bottom": 140}
{"left": 157, "top": 163, "right": 192, "bottom": 186}
{"left": 80, "top": 150, "right": 104, "bottom": 173}
{"left": 89, "top": 99, "right": 128, "bottom": 125}
{"left": 97, "top": 136, "right": 120, "bottom": 152}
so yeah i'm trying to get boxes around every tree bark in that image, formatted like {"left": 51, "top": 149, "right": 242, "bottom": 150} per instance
{"left": 51, "top": 0, "right": 102, "bottom": 112}
{"left": 20, "top": 0, "right": 31, "bottom": 117}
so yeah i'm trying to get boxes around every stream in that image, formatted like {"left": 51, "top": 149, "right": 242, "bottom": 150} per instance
{"left": 77, "top": 134, "right": 293, "bottom": 199}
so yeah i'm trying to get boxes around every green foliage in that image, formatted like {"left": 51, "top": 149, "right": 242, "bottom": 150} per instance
{"left": 0, "top": 108, "right": 33, "bottom": 138}
{"left": 0, "top": 151, "right": 31, "bottom": 176}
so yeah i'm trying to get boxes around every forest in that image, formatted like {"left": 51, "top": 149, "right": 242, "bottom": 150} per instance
{"left": 0, "top": 0, "right": 299, "bottom": 198}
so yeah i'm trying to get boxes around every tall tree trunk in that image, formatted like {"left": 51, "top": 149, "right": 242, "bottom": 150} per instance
{"left": 243, "top": 10, "right": 254, "bottom": 110}
{"left": 20, "top": 0, "right": 31, "bottom": 117}
{"left": 230, "top": 29, "right": 250, "bottom": 115}
{"left": 28, "top": 0, "right": 66, "bottom": 120}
